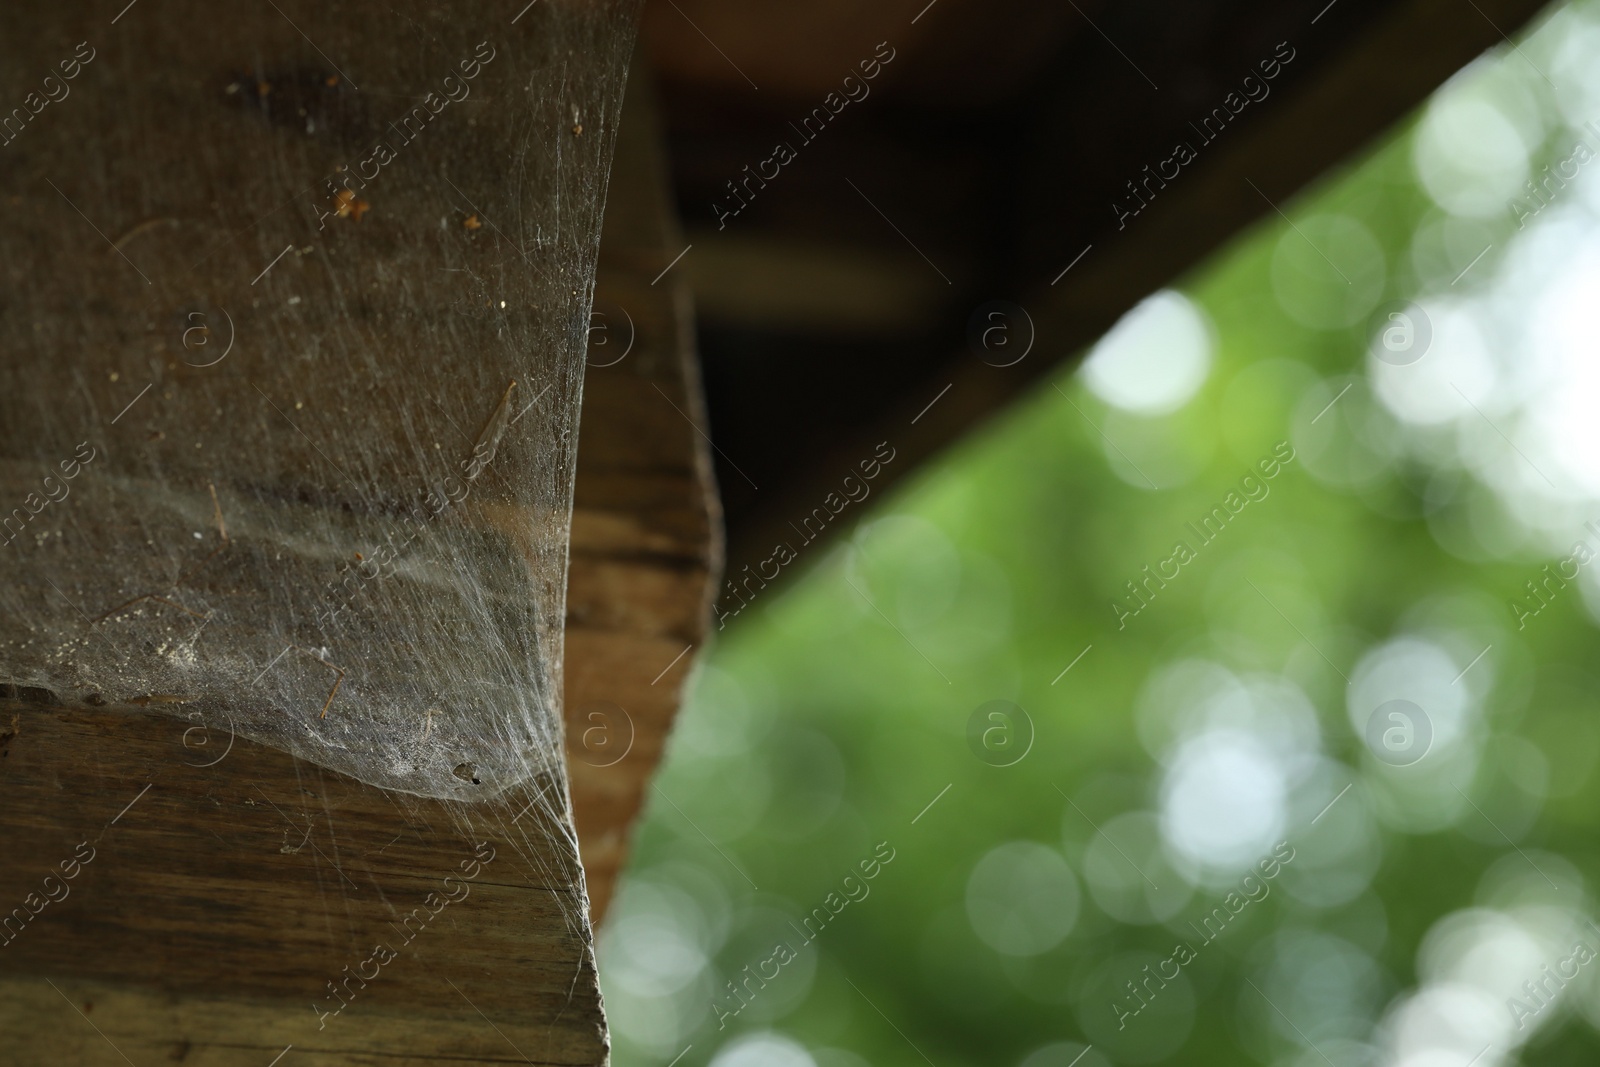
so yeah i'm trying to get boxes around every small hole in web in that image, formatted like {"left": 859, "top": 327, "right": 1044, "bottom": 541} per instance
{"left": 453, "top": 762, "right": 482, "bottom": 786}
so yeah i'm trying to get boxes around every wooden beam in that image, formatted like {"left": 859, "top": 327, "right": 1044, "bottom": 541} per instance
{"left": 565, "top": 63, "right": 722, "bottom": 923}
{"left": 716, "top": 0, "right": 1553, "bottom": 593}
{"left": 0, "top": 0, "right": 660, "bottom": 1061}
{"left": 0, "top": 692, "right": 599, "bottom": 1066}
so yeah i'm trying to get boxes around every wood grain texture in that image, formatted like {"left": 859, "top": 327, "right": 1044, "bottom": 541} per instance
{"left": 0, "top": 2, "right": 711, "bottom": 1064}
{"left": 563, "top": 64, "right": 722, "bottom": 926}
{"left": 0, "top": 692, "right": 603, "bottom": 1066}
{"left": 0, "top": 45, "right": 717, "bottom": 1067}
{"left": 0, "top": 0, "right": 642, "bottom": 801}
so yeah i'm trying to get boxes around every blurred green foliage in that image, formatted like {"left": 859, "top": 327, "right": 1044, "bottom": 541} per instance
{"left": 603, "top": 3, "right": 1600, "bottom": 1064}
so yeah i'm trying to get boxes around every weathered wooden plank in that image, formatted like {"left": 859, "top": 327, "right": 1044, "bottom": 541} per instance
{"left": 0, "top": 26, "right": 716, "bottom": 1067}
{"left": 0, "top": 0, "right": 656, "bottom": 1062}
{"left": 0, "top": 693, "right": 602, "bottom": 1065}
{"left": 0, "top": 0, "right": 638, "bottom": 800}
{"left": 563, "top": 66, "right": 721, "bottom": 924}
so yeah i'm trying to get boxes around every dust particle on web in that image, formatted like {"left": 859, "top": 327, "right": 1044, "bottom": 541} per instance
{"left": 333, "top": 188, "right": 370, "bottom": 222}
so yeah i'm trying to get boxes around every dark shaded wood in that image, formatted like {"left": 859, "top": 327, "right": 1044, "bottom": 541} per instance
{"left": 642, "top": 0, "right": 1554, "bottom": 593}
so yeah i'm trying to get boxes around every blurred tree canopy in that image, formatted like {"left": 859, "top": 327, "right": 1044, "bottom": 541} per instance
{"left": 602, "top": 2, "right": 1600, "bottom": 1064}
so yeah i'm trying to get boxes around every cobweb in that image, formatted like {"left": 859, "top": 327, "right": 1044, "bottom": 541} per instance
{"left": 0, "top": 0, "right": 641, "bottom": 814}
